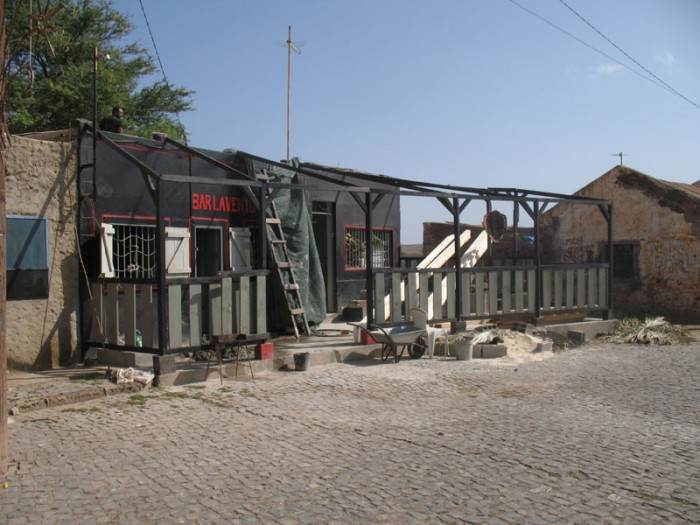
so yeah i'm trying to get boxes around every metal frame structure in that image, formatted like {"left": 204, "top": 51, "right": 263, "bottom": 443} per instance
{"left": 77, "top": 119, "right": 612, "bottom": 357}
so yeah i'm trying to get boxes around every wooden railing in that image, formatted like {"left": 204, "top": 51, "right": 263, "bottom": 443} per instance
{"left": 372, "top": 263, "right": 609, "bottom": 324}
{"left": 86, "top": 270, "right": 269, "bottom": 355}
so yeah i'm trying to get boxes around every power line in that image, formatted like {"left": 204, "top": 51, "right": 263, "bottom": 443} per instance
{"left": 507, "top": 0, "right": 700, "bottom": 111}
{"left": 507, "top": 0, "right": 669, "bottom": 93}
{"left": 558, "top": 0, "right": 700, "bottom": 112}
{"left": 137, "top": 0, "right": 188, "bottom": 143}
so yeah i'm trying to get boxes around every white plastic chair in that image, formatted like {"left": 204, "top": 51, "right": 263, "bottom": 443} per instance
{"left": 409, "top": 308, "right": 448, "bottom": 358}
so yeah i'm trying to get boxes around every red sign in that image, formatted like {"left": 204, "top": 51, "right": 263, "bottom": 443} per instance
{"left": 192, "top": 193, "right": 256, "bottom": 214}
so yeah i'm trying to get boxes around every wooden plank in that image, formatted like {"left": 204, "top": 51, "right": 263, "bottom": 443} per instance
{"left": 256, "top": 275, "right": 267, "bottom": 334}
{"left": 139, "top": 285, "right": 154, "bottom": 348}
{"left": 461, "top": 272, "right": 471, "bottom": 317}
{"left": 210, "top": 283, "right": 222, "bottom": 335}
{"left": 565, "top": 269, "right": 574, "bottom": 309}
{"left": 90, "top": 283, "right": 104, "bottom": 342}
{"left": 502, "top": 270, "right": 511, "bottom": 314}
{"left": 488, "top": 271, "right": 498, "bottom": 315}
{"left": 433, "top": 273, "right": 443, "bottom": 319}
{"left": 418, "top": 229, "right": 472, "bottom": 269}
{"left": 554, "top": 269, "right": 563, "bottom": 310}
{"left": 168, "top": 284, "right": 182, "bottom": 348}
{"left": 189, "top": 284, "right": 202, "bottom": 347}
{"left": 391, "top": 272, "right": 402, "bottom": 322}
{"left": 542, "top": 269, "right": 552, "bottom": 311}
{"left": 576, "top": 268, "right": 585, "bottom": 308}
{"left": 460, "top": 231, "right": 489, "bottom": 268}
{"left": 106, "top": 283, "right": 119, "bottom": 344}
{"left": 239, "top": 276, "right": 251, "bottom": 334}
{"left": 222, "top": 277, "right": 233, "bottom": 335}
{"left": 419, "top": 273, "right": 429, "bottom": 313}
{"left": 374, "top": 273, "right": 385, "bottom": 322}
{"left": 598, "top": 268, "right": 607, "bottom": 308}
{"left": 406, "top": 272, "right": 418, "bottom": 314}
{"left": 527, "top": 269, "right": 536, "bottom": 313}
{"left": 515, "top": 270, "right": 524, "bottom": 312}
{"left": 475, "top": 272, "right": 485, "bottom": 316}
{"left": 124, "top": 284, "right": 137, "bottom": 346}
{"left": 588, "top": 268, "right": 597, "bottom": 307}
{"left": 446, "top": 272, "right": 456, "bottom": 318}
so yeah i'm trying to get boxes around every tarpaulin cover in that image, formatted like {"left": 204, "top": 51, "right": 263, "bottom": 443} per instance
{"left": 267, "top": 160, "right": 327, "bottom": 331}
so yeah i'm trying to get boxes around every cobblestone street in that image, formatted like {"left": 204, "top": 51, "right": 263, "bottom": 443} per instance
{"left": 2, "top": 342, "right": 699, "bottom": 524}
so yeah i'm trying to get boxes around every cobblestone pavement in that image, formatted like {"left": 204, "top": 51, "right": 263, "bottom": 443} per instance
{"left": 2, "top": 343, "right": 699, "bottom": 524}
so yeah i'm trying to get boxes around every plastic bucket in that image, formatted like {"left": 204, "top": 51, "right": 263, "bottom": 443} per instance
{"left": 294, "top": 352, "right": 311, "bottom": 371}
{"left": 453, "top": 339, "right": 473, "bottom": 361}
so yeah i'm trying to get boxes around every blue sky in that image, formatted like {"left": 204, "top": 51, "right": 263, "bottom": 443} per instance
{"left": 113, "top": 0, "right": 700, "bottom": 242}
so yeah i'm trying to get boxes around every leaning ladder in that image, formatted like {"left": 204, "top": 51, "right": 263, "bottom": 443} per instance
{"left": 261, "top": 174, "right": 311, "bottom": 339}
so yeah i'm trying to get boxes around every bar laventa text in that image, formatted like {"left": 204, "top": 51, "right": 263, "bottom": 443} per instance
{"left": 192, "top": 193, "right": 256, "bottom": 213}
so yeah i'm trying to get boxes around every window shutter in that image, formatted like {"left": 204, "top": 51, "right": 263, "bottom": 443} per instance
{"left": 100, "top": 223, "right": 115, "bottom": 277}
{"left": 165, "top": 227, "right": 191, "bottom": 276}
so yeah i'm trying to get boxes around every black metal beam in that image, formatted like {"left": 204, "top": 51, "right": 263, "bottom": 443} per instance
{"left": 163, "top": 137, "right": 260, "bottom": 208}
{"left": 365, "top": 191, "right": 374, "bottom": 325}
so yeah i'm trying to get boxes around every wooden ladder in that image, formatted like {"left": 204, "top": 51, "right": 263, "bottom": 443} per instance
{"left": 262, "top": 176, "right": 311, "bottom": 339}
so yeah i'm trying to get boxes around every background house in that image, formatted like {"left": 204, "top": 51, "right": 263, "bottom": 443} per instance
{"left": 541, "top": 165, "right": 700, "bottom": 322}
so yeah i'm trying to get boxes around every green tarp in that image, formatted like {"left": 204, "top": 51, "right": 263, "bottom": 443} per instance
{"left": 267, "top": 160, "right": 327, "bottom": 331}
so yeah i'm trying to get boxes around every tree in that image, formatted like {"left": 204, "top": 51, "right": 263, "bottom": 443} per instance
{"left": 6, "top": 0, "right": 194, "bottom": 141}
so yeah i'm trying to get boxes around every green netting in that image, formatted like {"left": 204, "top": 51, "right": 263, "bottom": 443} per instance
{"left": 267, "top": 159, "right": 327, "bottom": 331}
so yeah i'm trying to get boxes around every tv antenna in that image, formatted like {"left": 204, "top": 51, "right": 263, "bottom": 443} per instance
{"left": 285, "top": 26, "right": 304, "bottom": 162}
{"left": 610, "top": 152, "right": 628, "bottom": 166}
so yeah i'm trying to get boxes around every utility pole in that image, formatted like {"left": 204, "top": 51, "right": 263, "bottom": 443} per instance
{"left": 286, "top": 25, "right": 301, "bottom": 162}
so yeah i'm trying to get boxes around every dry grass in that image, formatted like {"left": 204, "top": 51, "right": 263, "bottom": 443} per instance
{"left": 600, "top": 317, "right": 693, "bottom": 345}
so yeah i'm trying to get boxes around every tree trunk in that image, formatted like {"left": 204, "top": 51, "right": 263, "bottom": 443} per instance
{"left": 0, "top": 0, "right": 8, "bottom": 476}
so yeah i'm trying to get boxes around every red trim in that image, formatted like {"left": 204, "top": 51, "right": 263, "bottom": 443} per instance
{"left": 110, "top": 142, "right": 247, "bottom": 169}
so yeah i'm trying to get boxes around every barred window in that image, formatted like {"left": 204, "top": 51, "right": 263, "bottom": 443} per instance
{"left": 344, "top": 227, "right": 392, "bottom": 269}
{"left": 102, "top": 224, "right": 157, "bottom": 279}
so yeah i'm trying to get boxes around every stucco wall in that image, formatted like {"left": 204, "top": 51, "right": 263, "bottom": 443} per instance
{"left": 5, "top": 136, "right": 79, "bottom": 369}
{"left": 541, "top": 168, "right": 700, "bottom": 322}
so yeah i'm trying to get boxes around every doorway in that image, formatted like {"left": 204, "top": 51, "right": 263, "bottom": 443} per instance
{"left": 311, "top": 201, "right": 336, "bottom": 312}
{"left": 194, "top": 226, "right": 223, "bottom": 277}
{"left": 194, "top": 225, "right": 223, "bottom": 337}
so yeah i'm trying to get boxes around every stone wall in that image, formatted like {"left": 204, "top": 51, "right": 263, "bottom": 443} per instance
{"left": 5, "top": 136, "right": 79, "bottom": 369}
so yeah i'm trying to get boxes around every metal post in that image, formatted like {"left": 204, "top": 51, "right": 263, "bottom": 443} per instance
{"left": 533, "top": 200, "right": 542, "bottom": 324}
{"left": 92, "top": 47, "right": 98, "bottom": 173}
{"left": 156, "top": 179, "right": 169, "bottom": 354}
{"left": 365, "top": 191, "right": 374, "bottom": 325}
{"left": 260, "top": 181, "right": 268, "bottom": 269}
{"left": 453, "top": 197, "right": 462, "bottom": 322}
{"left": 606, "top": 202, "right": 614, "bottom": 320}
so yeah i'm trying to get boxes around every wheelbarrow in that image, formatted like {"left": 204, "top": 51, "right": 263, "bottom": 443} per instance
{"left": 350, "top": 323, "right": 427, "bottom": 362}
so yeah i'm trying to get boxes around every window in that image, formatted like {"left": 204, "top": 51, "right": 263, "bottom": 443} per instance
{"left": 7, "top": 216, "right": 49, "bottom": 300}
{"left": 101, "top": 223, "right": 157, "bottom": 279}
{"left": 344, "top": 227, "right": 392, "bottom": 270}
{"left": 604, "top": 242, "right": 639, "bottom": 279}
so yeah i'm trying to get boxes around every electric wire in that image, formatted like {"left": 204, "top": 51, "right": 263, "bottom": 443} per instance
{"left": 137, "top": 0, "right": 189, "bottom": 143}
{"left": 507, "top": 0, "right": 700, "bottom": 111}
{"left": 558, "top": 0, "right": 700, "bottom": 111}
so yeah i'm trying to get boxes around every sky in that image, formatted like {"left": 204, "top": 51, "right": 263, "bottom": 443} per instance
{"left": 112, "top": 0, "right": 700, "bottom": 243}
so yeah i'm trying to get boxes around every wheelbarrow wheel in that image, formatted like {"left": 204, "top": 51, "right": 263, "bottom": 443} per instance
{"left": 407, "top": 337, "right": 426, "bottom": 360}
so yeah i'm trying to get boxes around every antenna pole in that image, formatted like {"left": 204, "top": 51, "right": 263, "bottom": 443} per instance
{"left": 287, "top": 26, "right": 292, "bottom": 162}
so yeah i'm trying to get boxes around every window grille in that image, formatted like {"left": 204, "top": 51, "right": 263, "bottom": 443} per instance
{"left": 112, "top": 224, "right": 157, "bottom": 279}
{"left": 344, "top": 227, "right": 392, "bottom": 269}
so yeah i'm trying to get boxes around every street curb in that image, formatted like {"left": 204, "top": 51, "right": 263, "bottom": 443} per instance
{"left": 9, "top": 382, "right": 144, "bottom": 414}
